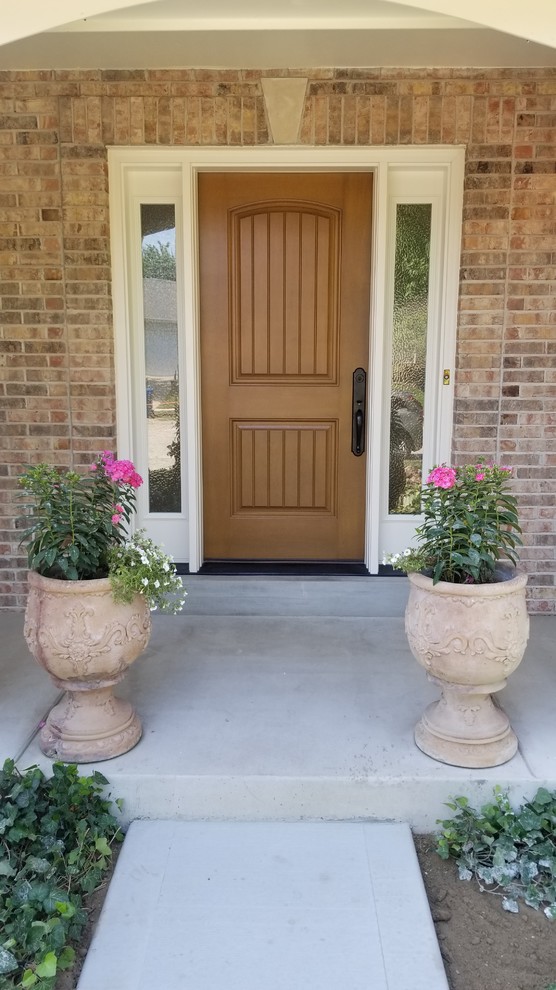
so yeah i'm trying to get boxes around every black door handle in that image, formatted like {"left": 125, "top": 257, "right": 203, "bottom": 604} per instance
{"left": 355, "top": 408, "right": 363, "bottom": 453}
{"left": 352, "top": 368, "right": 366, "bottom": 456}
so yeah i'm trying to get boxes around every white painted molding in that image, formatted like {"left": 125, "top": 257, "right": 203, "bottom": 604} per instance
{"left": 109, "top": 145, "right": 465, "bottom": 572}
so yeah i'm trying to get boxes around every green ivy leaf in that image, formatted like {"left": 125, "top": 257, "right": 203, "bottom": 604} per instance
{"left": 55, "top": 900, "right": 75, "bottom": 919}
{"left": 91, "top": 771, "right": 109, "bottom": 786}
{"left": 95, "top": 837, "right": 112, "bottom": 858}
{"left": 502, "top": 897, "right": 519, "bottom": 913}
{"left": 57, "top": 946, "right": 76, "bottom": 971}
{"left": 0, "top": 948, "right": 18, "bottom": 975}
{"left": 35, "top": 952, "right": 57, "bottom": 979}
{"left": 21, "top": 969, "right": 39, "bottom": 988}
{"left": 26, "top": 857, "right": 51, "bottom": 875}
{"left": 518, "top": 809, "right": 542, "bottom": 831}
{"left": 533, "top": 788, "right": 554, "bottom": 807}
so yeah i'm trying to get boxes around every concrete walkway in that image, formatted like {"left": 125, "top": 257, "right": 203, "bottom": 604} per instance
{"left": 77, "top": 820, "right": 448, "bottom": 990}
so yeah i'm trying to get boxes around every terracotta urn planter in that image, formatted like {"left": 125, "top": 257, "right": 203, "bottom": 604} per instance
{"left": 24, "top": 571, "right": 151, "bottom": 763}
{"left": 405, "top": 567, "right": 529, "bottom": 768}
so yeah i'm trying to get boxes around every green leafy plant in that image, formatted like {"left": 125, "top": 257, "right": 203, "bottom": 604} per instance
{"left": 142, "top": 240, "right": 176, "bottom": 281}
{"left": 18, "top": 452, "right": 186, "bottom": 613}
{"left": 18, "top": 452, "right": 142, "bottom": 581}
{"left": 148, "top": 374, "right": 182, "bottom": 514}
{"left": 109, "top": 530, "right": 186, "bottom": 614}
{"left": 384, "top": 461, "right": 522, "bottom": 584}
{"left": 436, "top": 786, "right": 556, "bottom": 918}
{"left": 0, "top": 760, "right": 123, "bottom": 989}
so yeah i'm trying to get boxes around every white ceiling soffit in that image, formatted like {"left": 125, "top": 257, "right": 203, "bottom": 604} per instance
{"left": 385, "top": 0, "right": 556, "bottom": 49}
{"left": 0, "top": 0, "right": 555, "bottom": 68}
{"left": 2, "top": 28, "right": 555, "bottom": 69}
{"left": 0, "top": 0, "right": 555, "bottom": 49}
{"left": 51, "top": 0, "right": 476, "bottom": 33}
{"left": 0, "top": 0, "right": 146, "bottom": 47}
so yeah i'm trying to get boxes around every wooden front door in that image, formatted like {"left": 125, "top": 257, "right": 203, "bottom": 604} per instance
{"left": 199, "top": 172, "right": 372, "bottom": 560}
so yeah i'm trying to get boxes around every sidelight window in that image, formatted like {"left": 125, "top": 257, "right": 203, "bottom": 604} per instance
{"left": 140, "top": 204, "right": 182, "bottom": 515}
{"left": 388, "top": 203, "right": 432, "bottom": 515}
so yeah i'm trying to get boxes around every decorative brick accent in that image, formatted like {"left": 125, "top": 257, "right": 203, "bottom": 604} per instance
{"left": 1, "top": 67, "right": 555, "bottom": 610}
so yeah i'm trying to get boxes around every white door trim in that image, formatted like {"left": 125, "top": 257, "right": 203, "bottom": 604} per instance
{"left": 109, "top": 145, "right": 465, "bottom": 573}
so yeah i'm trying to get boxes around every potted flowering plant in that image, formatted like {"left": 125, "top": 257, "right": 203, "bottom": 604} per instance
{"left": 19, "top": 452, "right": 186, "bottom": 763}
{"left": 385, "top": 463, "right": 530, "bottom": 770}
{"left": 385, "top": 462, "right": 522, "bottom": 584}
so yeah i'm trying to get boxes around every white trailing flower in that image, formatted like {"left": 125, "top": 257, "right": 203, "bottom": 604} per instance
{"left": 108, "top": 529, "right": 187, "bottom": 614}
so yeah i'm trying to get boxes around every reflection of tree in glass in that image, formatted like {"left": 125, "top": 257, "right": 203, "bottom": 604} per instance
{"left": 149, "top": 373, "right": 181, "bottom": 514}
{"left": 142, "top": 242, "right": 176, "bottom": 281}
{"left": 395, "top": 204, "right": 431, "bottom": 302}
{"left": 389, "top": 403, "right": 414, "bottom": 512}
{"left": 389, "top": 204, "right": 431, "bottom": 514}
{"left": 166, "top": 373, "right": 180, "bottom": 471}
{"left": 393, "top": 204, "right": 431, "bottom": 369}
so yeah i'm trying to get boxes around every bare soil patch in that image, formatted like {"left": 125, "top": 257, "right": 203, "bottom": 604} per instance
{"left": 415, "top": 834, "right": 556, "bottom": 990}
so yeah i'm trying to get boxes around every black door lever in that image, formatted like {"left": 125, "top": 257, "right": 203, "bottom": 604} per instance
{"left": 352, "top": 368, "right": 366, "bottom": 456}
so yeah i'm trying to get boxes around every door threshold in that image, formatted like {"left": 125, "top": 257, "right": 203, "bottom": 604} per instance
{"left": 198, "top": 560, "right": 370, "bottom": 577}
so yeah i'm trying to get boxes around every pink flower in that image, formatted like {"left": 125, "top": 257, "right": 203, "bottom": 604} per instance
{"left": 475, "top": 472, "right": 485, "bottom": 481}
{"left": 111, "top": 513, "right": 122, "bottom": 525}
{"left": 427, "top": 466, "right": 457, "bottom": 490}
{"left": 104, "top": 458, "right": 143, "bottom": 489}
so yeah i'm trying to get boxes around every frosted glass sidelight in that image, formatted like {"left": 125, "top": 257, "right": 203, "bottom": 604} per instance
{"left": 388, "top": 203, "right": 431, "bottom": 515}
{"left": 141, "top": 204, "right": 181, "bottom": 514}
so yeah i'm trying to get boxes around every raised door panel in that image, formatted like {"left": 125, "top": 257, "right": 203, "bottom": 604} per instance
{"left": 230, "top": 204, "right": 339, "bottom": 383}
{"left": 231, "top": 420, "right": 337, "bottom": 514}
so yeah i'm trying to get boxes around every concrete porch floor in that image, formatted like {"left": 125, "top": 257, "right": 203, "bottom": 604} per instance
{"left": 2, "top": 577, "right": 555, "bottom": 831}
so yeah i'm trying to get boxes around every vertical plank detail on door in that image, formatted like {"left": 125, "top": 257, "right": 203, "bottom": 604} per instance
{"left": 231, "top": 421, "right": 337, "bottom": 514}
{"left": 230, "top": 203, "right": 339, "bottom": 384}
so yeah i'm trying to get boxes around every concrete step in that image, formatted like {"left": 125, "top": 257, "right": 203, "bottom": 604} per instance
{"left": 180, "top": 575, "right": 410, "bottom": 616}
{"left": 6, "top": 580, "right": 555, "bottom": 832}
{"left": 77, "top": 821, "right": 449, "bottom": 990}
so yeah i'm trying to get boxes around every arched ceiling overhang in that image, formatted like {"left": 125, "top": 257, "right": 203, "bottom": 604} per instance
{"left": 2, "top": 0, "right": 555, "bottom": 50}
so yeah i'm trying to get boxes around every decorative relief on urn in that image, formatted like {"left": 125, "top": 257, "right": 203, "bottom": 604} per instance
{"left": 24, "top": 571, "right": 151, "bottom": 763}
{"left": 406, "top": 570, "right": 529, "bottom": 769}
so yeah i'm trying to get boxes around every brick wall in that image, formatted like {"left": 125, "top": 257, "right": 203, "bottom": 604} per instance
{"left": 0, "top": 67, "right": 555, "bottom": 610}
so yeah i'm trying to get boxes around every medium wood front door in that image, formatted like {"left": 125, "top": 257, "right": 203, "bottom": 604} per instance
{"left": 199, "top": 172, "right": 372, "bottom": 560}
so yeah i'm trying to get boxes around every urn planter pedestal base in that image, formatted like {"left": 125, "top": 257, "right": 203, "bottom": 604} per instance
{"left": 414, "top": 676, "right": 518, "bottom": 769}
{"left": 40, "top": 686, "right": 143, "bottom": 764}
{"left": 24, "top": 571, "right": 151, "bottom": 764}
{"left": 405, "top": 568, "right": 529, "bottom": 770}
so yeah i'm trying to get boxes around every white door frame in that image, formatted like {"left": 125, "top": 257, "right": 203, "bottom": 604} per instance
{"left": 109, "top": 145, "right": 465, "bottom": 573}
